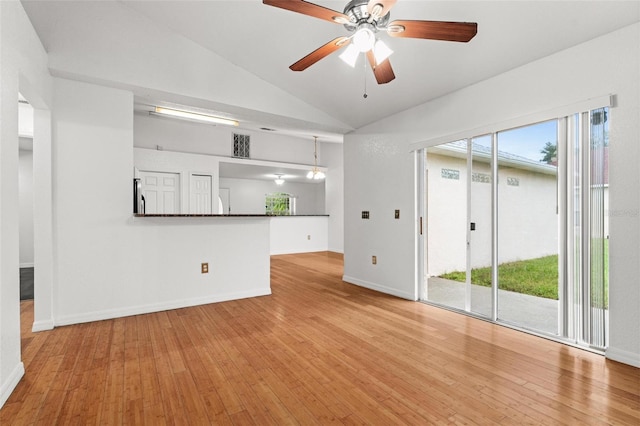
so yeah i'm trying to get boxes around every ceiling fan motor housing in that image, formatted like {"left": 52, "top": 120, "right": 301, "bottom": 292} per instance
{"left": 342, "top": 0, "right": 390, "bottom": 32}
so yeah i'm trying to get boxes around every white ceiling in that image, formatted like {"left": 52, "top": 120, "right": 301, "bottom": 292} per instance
{"left": 21, "top": 0, "right": 640, "bottom": 141}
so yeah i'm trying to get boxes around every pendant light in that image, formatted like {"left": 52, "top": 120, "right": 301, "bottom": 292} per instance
{"left": 274, "top": 174, "right": 285, "bottom": 185}
{"left": 307, "top": 136, "right": 326, "bottom": 180}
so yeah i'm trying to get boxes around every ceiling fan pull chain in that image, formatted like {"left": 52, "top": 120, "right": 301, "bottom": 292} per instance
{"left": 363, "top": 53, "right": 368, "bottom": 99}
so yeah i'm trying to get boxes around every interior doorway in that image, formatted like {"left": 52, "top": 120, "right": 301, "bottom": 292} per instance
{"left": 18, "top": 94, "right": 35, "bottom": 303}
{"left": 219, "top": 187, "right": 231, "bottom": 214}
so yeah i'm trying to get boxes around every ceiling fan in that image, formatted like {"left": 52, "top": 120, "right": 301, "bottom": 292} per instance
{"left": 263, "top": 0, "right": 477, "bottom": 84}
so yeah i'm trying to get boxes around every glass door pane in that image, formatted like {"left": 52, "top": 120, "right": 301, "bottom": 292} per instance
{"left": 469, "top": 136, "right": 493, "bottom": 317}
{"left": 496, "top": 120, "right": 560, "bottom": 334}
{"left": 426, "top": 141, "right": 468, "bottom": 310}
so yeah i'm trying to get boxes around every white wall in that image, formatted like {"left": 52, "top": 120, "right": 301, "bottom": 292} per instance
{"left": 19, "top": 146, "right": 34, "bottom": 267}
{"left": 18, "top": 102, "right": 33, "bottom": 137}
{"left": 270, "top": 216, "right": 329, "bottom": 255}
{"left": 323, "top": 142, "right": 344, "bottom": 253}
{"left": 0, "top": 0, "right": 53, "bottom": 409}
{"left": 135, "top": 113, "right": 324, "bottom": 164}
{"left": 53, "top": 77, "right": 270, "bottom": 325}
{"left": 344, "top": 23, "right": 640, "bottom": 367}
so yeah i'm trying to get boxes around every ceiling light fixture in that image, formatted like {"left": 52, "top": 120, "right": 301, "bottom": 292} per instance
{"left": 307, "top": 136, "right": 326, "bottom": 180}
{"left": 352, "top": 24, "right": 375, "bottom": 52}
{"left": 152, "top": 106, "right": 239, "bottom": 127}
{"left": 339, "top": 43, "right": 360, "bottom": 67}
{"left": 373, "top": 39, "right": 393, "bottom": 64}
{"left": 274, "top": 174, "right": 285, "bottom": 185}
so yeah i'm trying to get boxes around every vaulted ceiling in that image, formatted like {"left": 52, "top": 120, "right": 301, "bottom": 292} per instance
{"left": 21, "top": 1, "right": 640, "bottom": 141}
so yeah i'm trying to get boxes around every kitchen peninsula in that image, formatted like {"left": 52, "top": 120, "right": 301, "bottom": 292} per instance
{"left": 134, "top": 214, "right": 330, "bottom": 255}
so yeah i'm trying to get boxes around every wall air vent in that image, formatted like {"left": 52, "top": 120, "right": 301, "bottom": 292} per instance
{"left": 233, "top": 133, "right": 250, "bottom": 158}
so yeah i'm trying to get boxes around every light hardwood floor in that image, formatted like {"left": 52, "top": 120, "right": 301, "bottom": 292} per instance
{"left": 2, "top": 252, "right": 639, "bottom": 424}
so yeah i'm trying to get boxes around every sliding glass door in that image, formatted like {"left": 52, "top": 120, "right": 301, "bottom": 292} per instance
{"left": 421, "top": 106, "right": 609, "bottom": 351}
{"left": 425, "top": 141, "right": 468, "bottom": 312}
{"left": 496, "top": 121, "right": 559, "bottom": 334}
{"left": 425, "top": 137, "right": 492, "bottom": 318}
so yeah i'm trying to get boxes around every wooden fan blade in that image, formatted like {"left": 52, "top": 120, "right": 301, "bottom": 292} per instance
{"left": 366, "top": 50, "right": 395, "bottom": 84}
{"left": 263, "top": 0, "right": 350, "bottom": 25}
{"left": 367, "top": 0, "right": 397, "bottom": 19}
{"left": 290, "top": 37, "right": 350, "bottom": 71}
{"left": 387, "top": 20, "right": 477, "bottom": 42}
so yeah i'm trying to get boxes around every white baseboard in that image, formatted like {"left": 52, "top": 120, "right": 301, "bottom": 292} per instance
{"left": 54, "top": 288, "right": 272, "bottom": 327}
{"left": 32, "top": 319, "right": 55, "bottom": 332}
{"left": 20, "top": 263, "right": 34, "bottom": 268}
{"left": 342, "top": 275, "right": 416, "bottom": 300}
{"left": 0, "top": 362, "right": 25, "bottom": 409}
{"left": 606, "top": 347, "right": 640, "bottom": 368}
{"left": 270, "top": 248, "right": 329, "bottom": 255}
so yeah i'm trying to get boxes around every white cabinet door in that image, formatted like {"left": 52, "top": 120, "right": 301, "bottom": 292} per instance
{"left": 190, "top": 174, "right": 212, "bottom": 214}
{"left": 140, "top": 171, "right": 180, "bottom": 214}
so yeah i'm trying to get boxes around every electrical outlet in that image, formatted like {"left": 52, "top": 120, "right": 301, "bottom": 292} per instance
{"left": 372, "top": 256, "right": 377, "bottom": 265}
{"left": 307, "top": 235, "right": 311, "bottom": 240}
{"left": 201, "top": 262, "right": 209, "bottom": 274}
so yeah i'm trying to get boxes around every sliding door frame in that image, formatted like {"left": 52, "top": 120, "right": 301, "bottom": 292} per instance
{"left": 417, "top": 97, "right": 611, "bottom": 352}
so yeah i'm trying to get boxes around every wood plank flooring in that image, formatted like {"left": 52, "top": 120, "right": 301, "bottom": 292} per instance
{"left": 2, "top": 251, "right": 639, "bottom": 424}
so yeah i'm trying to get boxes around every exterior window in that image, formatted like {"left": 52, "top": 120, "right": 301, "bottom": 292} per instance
{"left": 265, "top": 193, "right": 296, "bottom": 215}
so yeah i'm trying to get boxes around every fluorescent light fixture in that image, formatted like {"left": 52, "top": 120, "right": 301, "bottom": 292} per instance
{"left": 153, "top": 106, "right": 238, "bottom": 127}
{"left": 339, "top": 43, "right": 360, "bottom": 67}
{"left": 373, "top": 39, "right": 393, "bottom": 64}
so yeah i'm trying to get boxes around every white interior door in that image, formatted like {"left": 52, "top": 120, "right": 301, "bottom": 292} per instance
{"left": 190, "top": 174, "right": 212, "bottom": 214}
{"left": 140, "top": 171, "right": 180, "bottom": 214}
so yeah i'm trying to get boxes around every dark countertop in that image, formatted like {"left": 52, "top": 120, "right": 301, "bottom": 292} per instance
{"left": 134, "top": 214, "right": 329, "bottom": 217}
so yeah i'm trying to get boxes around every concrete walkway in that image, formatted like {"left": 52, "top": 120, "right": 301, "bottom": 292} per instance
{"left": 427, "top": 277, "right": 559, "bottom": 335}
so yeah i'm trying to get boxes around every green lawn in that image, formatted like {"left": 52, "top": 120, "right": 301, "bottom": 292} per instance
{"left": 440, "top": 255, "right": 559, "bottom": 299}
{"left": 439, "top": 240, "right": 609, "bottom": 307}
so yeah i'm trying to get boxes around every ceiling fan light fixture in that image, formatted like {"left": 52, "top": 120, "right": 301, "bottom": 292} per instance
{"left": 373, "top": 39, "right": 393, "bottom": 64}
{"left": 353, "top": 25, "right": 375, "bottom": 52}
{"left": 339, "top": 43, "right": 360, "bottom": 67}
